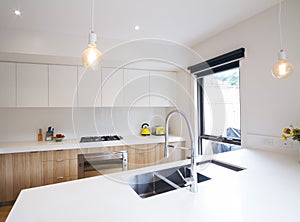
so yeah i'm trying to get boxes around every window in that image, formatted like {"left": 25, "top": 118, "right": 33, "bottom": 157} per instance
{"left": 199, "top": 67, "right": 241, "bottom": 154}
{"left": 188, "top": 48, "right": 244, "bottom": 154}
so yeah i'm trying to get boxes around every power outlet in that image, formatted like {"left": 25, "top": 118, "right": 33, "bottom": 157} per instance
{"left": 275, "top": 138, "right": 292, "bottom": 149}
{"left": 263, "top": 138, "right": 274, "bottom": 146}
{"left": 247, "top": 134, "right": 294, "bottom": 152}
{"left": 282, "top": 141, "right": 288, "bottom": 147}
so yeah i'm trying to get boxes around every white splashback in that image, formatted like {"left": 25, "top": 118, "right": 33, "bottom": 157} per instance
{"left": 246, "top": 134, "right": 297, "bottom": 155}
{"left": 0, "top": 107, "right": 166, "bottom": 142}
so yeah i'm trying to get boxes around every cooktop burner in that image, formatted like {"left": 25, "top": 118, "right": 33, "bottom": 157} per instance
{"left": 80, "top": 135, "right": 123, "bottom": 143}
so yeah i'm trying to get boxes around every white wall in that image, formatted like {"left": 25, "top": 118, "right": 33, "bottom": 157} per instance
{"left": 0, "top": 107, "right": 166, "bottom": 142}
{"left": 0, "top": 27, "right": 202, "bottom": 70}
{"left": 166, "top": 70, "right": 197, "bottom": 149}
{"left": 0, "top": 27, "right": 121, "bottom": 59}
{"left": 192, "top": 0, "right": 300, "bottom": 150}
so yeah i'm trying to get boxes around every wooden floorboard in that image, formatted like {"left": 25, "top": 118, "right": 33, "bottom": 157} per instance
{"left": 0, "top": 205, "right": 13, "bottom": 222}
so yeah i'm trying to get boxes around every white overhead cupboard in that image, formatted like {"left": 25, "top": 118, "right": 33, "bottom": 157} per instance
{"left": 0, "top": 62, "right": 16, "bottom": 107}
{"left": 77, "top": 67, "right": 102, "bottom": 107}
{"left": 150, "top": 71, "right": 176, "bottom": 107}
{"left": 17, "top": 63, "right": 48, "bottom": 107}
{"left": 0, "top": 61, "right": 177, "bottom": 108}
{"left": 101, "top": 67, "right": 124, "bottom": 107}
{"left": 49, "top": 65, "right": 78, "bottom": 107}
{"left": 123, "top": 69, "right": 149, "bottom": 107}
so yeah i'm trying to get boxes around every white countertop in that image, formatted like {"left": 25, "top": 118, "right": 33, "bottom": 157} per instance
{"left": 0, "top": 135, "right": 185, "bottom": 154}
{"left": 6, "top": 148, "right": 300, "bottom": 222}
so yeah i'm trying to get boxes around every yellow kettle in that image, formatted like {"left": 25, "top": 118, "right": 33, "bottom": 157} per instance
{"left": 140, "top": 123, "right": 151, "bottom": 136}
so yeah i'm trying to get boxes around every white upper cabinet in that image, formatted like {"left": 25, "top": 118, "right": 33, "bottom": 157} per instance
{"left": 0, "top": 61, "right": 177, "bottom": 108}
{"left": 49, "top": 65, "right": 78, "bottom": 107}
{"left": 17, "top": 63, "right": 48, "bottom": 107}
{"left": 101, "top": 68, "right": 124, "bottom": 107}
{"left": 150, "top": 71, "right": 176, "bottom": 107}
{"left": 123, "top": 69, "right": 149, "bottom": 107}
{"left": 0, "top": 62, "right": 16, "bottom": 107}
{"left": 77, "top": 67, "right": 101, "bottom": 107}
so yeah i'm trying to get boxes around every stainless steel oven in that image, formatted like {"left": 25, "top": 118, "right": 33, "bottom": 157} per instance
{"left": 78, "top": 150, "right": 128, "bottom": 179}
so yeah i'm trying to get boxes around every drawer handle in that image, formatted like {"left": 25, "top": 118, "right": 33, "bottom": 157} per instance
{"left": 56, "top": 159, "right": 64, "bottom": 162}
{"left": 56, "top": 176, "right": 64, "bottom": 180}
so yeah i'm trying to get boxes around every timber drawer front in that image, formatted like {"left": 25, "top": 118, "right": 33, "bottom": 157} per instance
{"left": 0, "top": 141, "right": 186, "bottom": 203}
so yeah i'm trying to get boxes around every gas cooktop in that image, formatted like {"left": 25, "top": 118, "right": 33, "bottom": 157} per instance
{"left": 80, "top": 135, "right": 123, "bottom": 143}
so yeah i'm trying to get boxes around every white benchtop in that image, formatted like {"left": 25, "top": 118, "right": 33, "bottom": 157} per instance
{"left": 6, "top": 148, "right": 300, "bottom": 222}
{"left": 0, "top": 135, "right": 185, "bottom": 154}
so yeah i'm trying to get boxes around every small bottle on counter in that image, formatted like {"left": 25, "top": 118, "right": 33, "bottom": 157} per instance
{"left": 38, "top": 128, "right": 43, "bottom": 142}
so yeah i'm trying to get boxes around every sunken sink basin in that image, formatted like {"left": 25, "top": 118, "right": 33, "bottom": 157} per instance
{"left": 129, "top": 160, "right": 245, "bottom": 198}
{"left": 129, "top": 165, "right": 210, "bottom": 199}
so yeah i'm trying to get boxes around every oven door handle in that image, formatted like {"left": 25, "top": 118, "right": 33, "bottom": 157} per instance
{"left": 83, "top": 152, "right": 123, "bottom": 161}
{"left": 84, "top": 153, "right": 123, "bottom": 161}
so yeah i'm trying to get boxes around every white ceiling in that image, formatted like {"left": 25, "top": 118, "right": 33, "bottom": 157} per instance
{"left": 0, "top": 0, "right": 279, "bottom": 48}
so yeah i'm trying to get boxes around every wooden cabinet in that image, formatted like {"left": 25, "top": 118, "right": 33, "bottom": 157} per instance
{"left": 49, "top": 65, "right": 78, "bottom": 107}
{"left": 77, "top": 67, "right": 101, "bottom": 107}
{"left": 17, "top": 63, "right": 48, "bottom": 107}
{"left": 41, "top": 149, "right": 78, "bottom": 185}
{"left": 0, "top": 150, "right": 77, "bottom": 203}
{"left": 0, "top": 154, "right": 13, "bottom": 202}
{"left": 123, "top": 69, "right": 149, "bottom": 106}
{"left": 0, "top": 142, "right": 185, "bottom": 203}
{"left": 150, "top": 71, "right": 176, "bottom": 107}
{"left": 0, "top": 62, "right": 16, "bottom": 107}
{"left": 26, "top": 152, "right": 43, "bottom": 187}
{"left": 127, "top": 144, "right": 148, "bottom": 169}
{"left": 101, "top": 68, "right": 124, "bottom": 106}
{"left": 0, "top": 152, "right": 42, "bottom": 203}
{"left": 127, "top": 141, "right": 186, "bottom": 170}
{"left": 42, "top": 159, "right": 76, "bottom": 184}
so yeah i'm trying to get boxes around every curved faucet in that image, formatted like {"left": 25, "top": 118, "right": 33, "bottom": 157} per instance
{"left": 165, "top": 110, "right": 198, "bottom": 193}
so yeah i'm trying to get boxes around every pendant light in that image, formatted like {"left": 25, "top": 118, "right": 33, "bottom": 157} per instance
{"left": 82, "top": 0, "right": 102, "bottom": 70}
{"left": 272, "top": 0, "right": 293, "bottom": 79}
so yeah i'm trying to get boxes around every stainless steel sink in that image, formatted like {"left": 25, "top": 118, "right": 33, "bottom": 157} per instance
{"left": 129, "top": 165, "right": 210, "bottom": 198}
{"left": 129, "top": 160, "right": 245, "bottom": 198}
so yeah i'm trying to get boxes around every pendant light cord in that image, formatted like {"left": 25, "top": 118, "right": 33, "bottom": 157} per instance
{"left": 91, "top": 0, "right": 94, "bottom": 32}
{"left": 278, "top": 0, "right": 283, "bottom": 50}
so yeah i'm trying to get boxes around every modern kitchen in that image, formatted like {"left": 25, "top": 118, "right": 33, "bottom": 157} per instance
{"left": 0, "top": 0, "right": 300, "bottom": 221}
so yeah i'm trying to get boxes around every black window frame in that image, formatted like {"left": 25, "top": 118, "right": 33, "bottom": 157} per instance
{"left": 188, "top": 48, "right": 245, "bottom": 154}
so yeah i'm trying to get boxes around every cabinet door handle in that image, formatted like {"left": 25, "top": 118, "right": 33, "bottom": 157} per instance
{"left": 56, "top": 176, "right": 64, "bottom": 180}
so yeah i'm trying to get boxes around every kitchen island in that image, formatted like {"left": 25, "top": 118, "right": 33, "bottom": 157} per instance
{"left": 6, "top": 148, "right": 300, "bottom": 222}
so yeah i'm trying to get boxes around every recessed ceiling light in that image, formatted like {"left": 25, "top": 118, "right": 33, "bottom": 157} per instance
{"left": 14, "top": 10, "right": 21, "bottom": 16}
{"left": 134, "top": 25, "right": 140, "bottom": 31}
